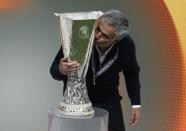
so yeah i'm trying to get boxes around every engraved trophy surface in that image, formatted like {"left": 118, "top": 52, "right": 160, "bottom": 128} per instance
{"left": 55, "top": 11, "right": 103, "bottom": 116}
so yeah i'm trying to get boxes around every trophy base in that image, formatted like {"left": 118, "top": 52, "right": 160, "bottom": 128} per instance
{"left": 48, "top": 107, "right": 108, "bottom": 131}
{"left": 58, "top": 102, "right": 95, "bottom": 116}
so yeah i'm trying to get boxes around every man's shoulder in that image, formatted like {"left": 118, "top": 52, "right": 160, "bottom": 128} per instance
{"left": 117, "top": 35, "right": 135, "bottom": 49}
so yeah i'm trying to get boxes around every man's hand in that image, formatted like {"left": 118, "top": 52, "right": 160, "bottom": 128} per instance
{"left": 59, "top": 58, "right": 80, "bottom": 75}
{"left": 129, "top": 108, "right": 141, "bottom": 127}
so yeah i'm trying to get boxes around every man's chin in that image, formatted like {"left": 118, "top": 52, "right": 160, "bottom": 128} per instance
{"left": 94, "top": 41, "right": 102, "bottom": 45}
{"left": 94, "top": 42, "right": 106, "bottom": 47}
{"left": 94, "top": 42, "right": 99, "bottom": 46}
{"left": 94, "top": 43, "right": 102, "bottom": 47}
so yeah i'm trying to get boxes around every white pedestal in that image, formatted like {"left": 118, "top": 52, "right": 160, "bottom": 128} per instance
{"left": 48, "top": 107, "right": 109, "bottom": 131}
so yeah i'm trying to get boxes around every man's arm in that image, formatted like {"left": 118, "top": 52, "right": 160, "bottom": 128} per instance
{"left": 122, "top": 36, "right": 141, "bottom": 106}
{"left": 122, "top": 36, "right": 141, "bottom": 127}
{"left": 50, "top": 46, "right": 67, "bottom": 81}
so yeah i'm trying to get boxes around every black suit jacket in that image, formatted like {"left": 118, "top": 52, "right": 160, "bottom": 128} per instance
{"left": 50, "top": 35, "right": 141, "bottom": 105}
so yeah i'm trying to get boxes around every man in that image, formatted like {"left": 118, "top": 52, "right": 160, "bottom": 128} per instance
{"left": 50, "top": 10, "right": 141, "bottom": 131}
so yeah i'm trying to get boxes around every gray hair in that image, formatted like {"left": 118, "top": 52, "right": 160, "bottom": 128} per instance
{"left": 97, "top": 9, "right": 129, "bottom": 40}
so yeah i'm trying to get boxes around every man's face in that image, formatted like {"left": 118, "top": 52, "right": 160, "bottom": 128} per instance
{"left": 94, "top": 20, "right": 117, "bottom": 49}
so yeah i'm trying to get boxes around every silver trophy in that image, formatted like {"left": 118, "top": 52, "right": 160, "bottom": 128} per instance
{"left": 54, "top": 11, "right": 103, "bottom": 116}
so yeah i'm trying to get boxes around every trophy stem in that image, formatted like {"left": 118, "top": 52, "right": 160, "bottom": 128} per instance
{"left": 58, "top": 71, "right": 94, "bottom": 116}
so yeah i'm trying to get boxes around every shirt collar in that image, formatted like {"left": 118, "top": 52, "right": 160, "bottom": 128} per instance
{"left": 95, "top": 43, "right": 115, "bottom": 56}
